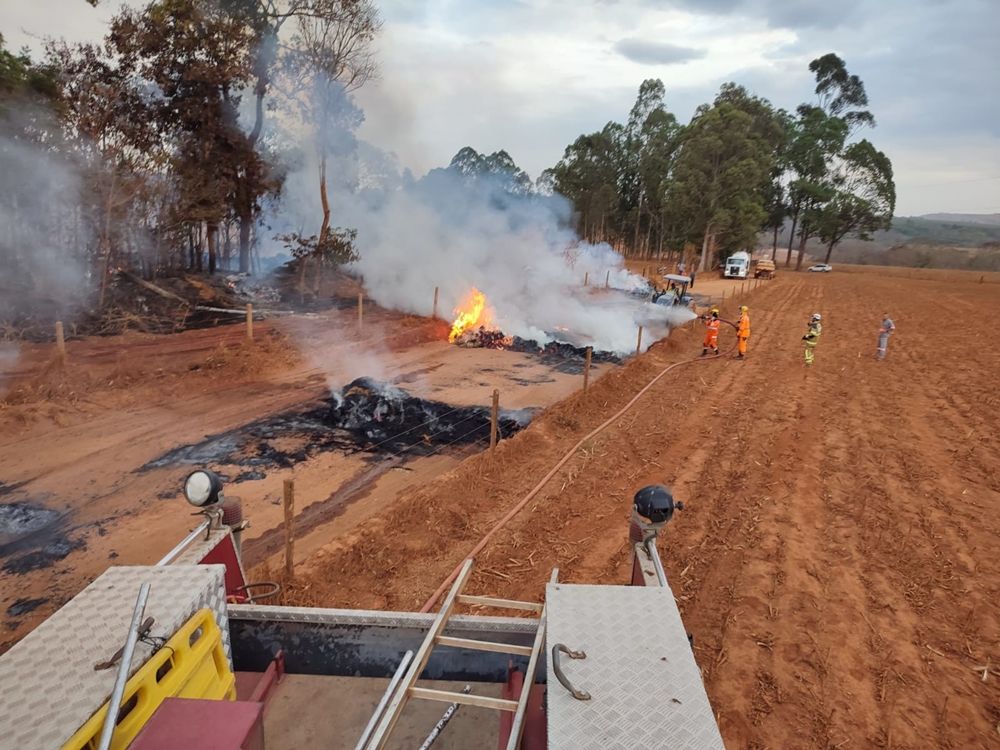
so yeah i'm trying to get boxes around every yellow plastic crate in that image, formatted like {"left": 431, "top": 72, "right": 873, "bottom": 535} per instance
{"left": 64, "top": 608, "right": 235, "bottom": 750}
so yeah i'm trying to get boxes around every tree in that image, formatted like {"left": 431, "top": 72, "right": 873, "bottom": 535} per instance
{"left": 784, "top": 53, "right": 880, "bottom": 269}
{"left": 282, "top": 0, "right": 379, "bottom": 252}
{"left": 544, "top": 125, "right": 623, "bottom": 243}
{"left": 109, "top": 0, "right": 266, "bottom": 276}
{"left": 814, "top": 140, "right": 895, "bottom": 262}
{"left": 446, "top": 146, "right": 534, "bottom": 195}
{"left": 809, "top": 53, "right": 876, "bottom": 132}
{"left": 664, "top": 100, "right": 775, "bottom": 272}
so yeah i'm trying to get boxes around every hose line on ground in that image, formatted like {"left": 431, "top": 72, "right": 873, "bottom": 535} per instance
{"left": 419, "top": 322, "right": 738, "bottom": 613}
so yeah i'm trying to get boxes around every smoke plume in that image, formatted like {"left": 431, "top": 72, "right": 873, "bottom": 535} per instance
{"left": 267, "top": 90, "right": 693, "bottom": 354}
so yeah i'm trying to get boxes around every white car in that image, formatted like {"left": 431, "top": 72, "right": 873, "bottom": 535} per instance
{"left": 808, "top": 263, "right": 833, "bottom": 273}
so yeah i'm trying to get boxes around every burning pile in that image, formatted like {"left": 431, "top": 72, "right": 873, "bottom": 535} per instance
{"left": 331, "top": 377, "right": 532, "bottom": 450}
{"left": 448, "top": 287, "right": 498, "bottom": 344}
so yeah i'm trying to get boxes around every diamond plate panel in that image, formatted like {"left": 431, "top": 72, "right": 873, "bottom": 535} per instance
{"left": 546, "top": 583, "right": 725, "bottom": 750}
{"left": 171, "top": 527, "right": 234, "bottom": 566}
{"left": 0, "top": 564, "right": 230, "bottom": 750}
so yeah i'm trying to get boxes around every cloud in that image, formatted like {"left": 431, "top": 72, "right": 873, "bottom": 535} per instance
{"left": 614, "top": 38, "right": 706, "bottom": 65}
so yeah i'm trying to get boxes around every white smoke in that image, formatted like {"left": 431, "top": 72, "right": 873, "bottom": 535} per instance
{"left": 0, "top": 111, "right": 89, "bottom": 327}
{"left": 267, "top": 92, "right": 694, "bottom": 354}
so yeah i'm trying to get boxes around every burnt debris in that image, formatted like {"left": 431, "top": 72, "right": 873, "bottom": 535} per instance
{"left": 141, "top": 378, "right": 534, "bottom": 474}
{"left": 452, "top": 328, "right": 621, "bottom": 374}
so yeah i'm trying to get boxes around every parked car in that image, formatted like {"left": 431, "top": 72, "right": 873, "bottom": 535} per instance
{"left": 808, "top": 263, "right": 833, "bottom": 273}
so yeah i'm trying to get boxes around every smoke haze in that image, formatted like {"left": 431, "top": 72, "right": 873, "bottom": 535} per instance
{"left": 268, "top": 100, "right": 694, "bottom": 355}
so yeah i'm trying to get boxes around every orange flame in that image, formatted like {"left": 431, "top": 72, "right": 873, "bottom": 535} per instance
{"left": 448, "top": 287, "right": 493, "bottom": 342}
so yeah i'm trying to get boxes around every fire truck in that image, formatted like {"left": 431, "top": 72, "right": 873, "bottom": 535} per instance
{"left": 0, "top": 472, "right": 724, "bottom": 749}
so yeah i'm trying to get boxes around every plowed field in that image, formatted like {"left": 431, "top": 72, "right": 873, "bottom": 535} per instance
{"left": 285, "top": 270, "right": 1000, "bottom": 749}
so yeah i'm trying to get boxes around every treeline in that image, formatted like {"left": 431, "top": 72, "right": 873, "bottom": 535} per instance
{"left": 0, "top": 0, "right": 379, "bottom": 311}
{"left": 540, "top": 55, "right": 896, "bottom": 271}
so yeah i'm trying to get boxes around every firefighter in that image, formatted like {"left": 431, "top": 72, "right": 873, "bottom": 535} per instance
{"left": 876, "top": 313, "right": 895, "bottom": 360}
{"left": 701, "top": 307, "right": 720, "bottom": 356}
{"left": 736, "top": 305, "right": 751, "bottom": 359}
{"left": 802, "top": 313, "right": 822, "bottom": 366}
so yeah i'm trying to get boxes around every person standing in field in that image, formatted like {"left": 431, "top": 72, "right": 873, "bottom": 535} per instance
{"left": 736, "top": 305, "right": 751, "bottom": 359}
{"left": 802, "top": 313, "right": 822, "bottom": 366}
{"left": 876, "top": 314, "right": 895, "bottom": 360}
{"left": 701, "top": 307, "right": 720, "bottom": 356}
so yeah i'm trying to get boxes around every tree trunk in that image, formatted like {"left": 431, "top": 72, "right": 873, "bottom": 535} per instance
{"left": 96, "top": 170, "right": 118, "bottom": 310}
{"left": 195, "top": 223, "right": 204, "bottom": 273}
{"left": 785, "top": 210, "right": 799, "bottom": 267}
{"left": 771, "top": 224, "right": 780, "bottom": 258}
{"left": 238, "top": 214, "right": 251, "bottom": 273}
{"left": 207, "top": 221, "right": 218, "bottom": 275}
{"left": 188, "top": 226, "right": 195, "bottom": 270}
{"left": 824, "top": 240, "right": 836, "bottom": 264}
{"left": 699, "top": 226, "right": 712, "bottom": 273}
{"left": 632, "top": 195, "right": 643, "bottom": 257}
{"left": 222, "top": 220, "right": 232, "bottom": 271}
{"left": 795, "top": 231, "right": 809, "bottom": 271}
{"left": 318, "top": 154, "right": 331, "bottom": 245}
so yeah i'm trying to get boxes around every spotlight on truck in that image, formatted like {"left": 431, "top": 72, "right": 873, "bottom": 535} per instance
{"left": 183, "top": 469, "right": 224, "bottom": 508}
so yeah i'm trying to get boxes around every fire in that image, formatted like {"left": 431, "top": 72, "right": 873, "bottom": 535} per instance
{"left": 448, "top": 287, "right": 493, "bottom": 342}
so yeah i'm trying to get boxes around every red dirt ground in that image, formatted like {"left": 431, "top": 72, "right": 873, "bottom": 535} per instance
{"left": 278, "top": 269, "right": 1000, "bottom": 749}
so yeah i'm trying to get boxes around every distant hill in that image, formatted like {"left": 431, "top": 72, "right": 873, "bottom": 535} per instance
{"left": 919, "top": 213, "right": 1000, "bottom": 226}
{"left": 887, "top": 216, "right": 1000, "bottom": 246}
{"left": 764, "top": 213, "right": 1000, "bottom": 271}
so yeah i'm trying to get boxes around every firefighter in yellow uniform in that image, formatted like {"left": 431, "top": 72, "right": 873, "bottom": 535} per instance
{"left": 802, "top": 313, "right": 822, "bottom": 365}
{"left": 736, "top": 305, "right": 750, "bottom": 359}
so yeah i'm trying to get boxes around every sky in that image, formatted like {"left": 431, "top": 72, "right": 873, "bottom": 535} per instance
{"left": 3, "top": 0, "right": 999, "bottom": 216}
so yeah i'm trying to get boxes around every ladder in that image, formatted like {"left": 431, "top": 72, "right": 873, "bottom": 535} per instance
{"left": 361, "top": 559, "right": 549, "bottom": 750}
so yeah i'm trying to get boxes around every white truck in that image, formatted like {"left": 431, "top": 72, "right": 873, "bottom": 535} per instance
{"left": 723, "top": 250, "right": 751, "bottom": 279}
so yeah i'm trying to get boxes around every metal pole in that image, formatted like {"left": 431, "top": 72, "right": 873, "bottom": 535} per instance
{"left": 97, "top": 583, "right": 151, "bottom": 750}
{"left": 155, "top": 520, "right": 211, "bottom": 566}
{"left": 417, "top": 685, "right": 471, "bottom": 750}
{"left": 354, "top": 650, "right": 414, "bottom": 750}
{"left": 644, "top": 537, "right": 668, "bottom": 588}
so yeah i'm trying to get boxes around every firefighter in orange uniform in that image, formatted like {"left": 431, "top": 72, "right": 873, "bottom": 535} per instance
{"left": 701, "top": 307, "right": 720, "bottom": 356}
{"left": 736, "top": 305, "right": 750, "bottom": 359}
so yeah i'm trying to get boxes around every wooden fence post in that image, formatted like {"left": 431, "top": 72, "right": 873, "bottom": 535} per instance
{"left": 490, "top": 389, "right": 499, "bottom": 454}
{"left": 55, "top": 321, "right": 66, "bottom": 361}
{"left": 245, "top": 304, "right": 254, "bottom": 342}
{"left": 583, "top": 346, "right": 592, "bottom": 391}
{"left": 605, "top": 270, "right": 610, "bottom": 289}
{"left": 433, "top": 286, "right": 439, "bottom": 319}
{"left": 283, "top": 479, "right": 295, "bottom": 579}
{"left": 636, "top": 325, "right": 643, "bottom": 354}
{"left": 583, "top": 271, "right": 589, "bottom": 287}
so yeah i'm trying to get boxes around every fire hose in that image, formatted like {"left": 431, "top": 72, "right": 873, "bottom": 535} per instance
{"left": 419, "top": 317, "right": 739, "bottom": 612}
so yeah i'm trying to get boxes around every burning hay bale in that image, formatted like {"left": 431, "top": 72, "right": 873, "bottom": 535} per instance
{"left": 453, "top": 327, "right": 512, "bottom": 349}
{"left": 331, "top": 377, "right": 532, "bottom": 450}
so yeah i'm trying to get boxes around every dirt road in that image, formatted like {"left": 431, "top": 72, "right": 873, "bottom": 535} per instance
{"left": 286, "top": 270, "right": 1000, "bottom": 748}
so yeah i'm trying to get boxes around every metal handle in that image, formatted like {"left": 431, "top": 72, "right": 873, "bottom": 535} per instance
{"left": 551, "top": 643, "right": 590, "bottom": 700}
